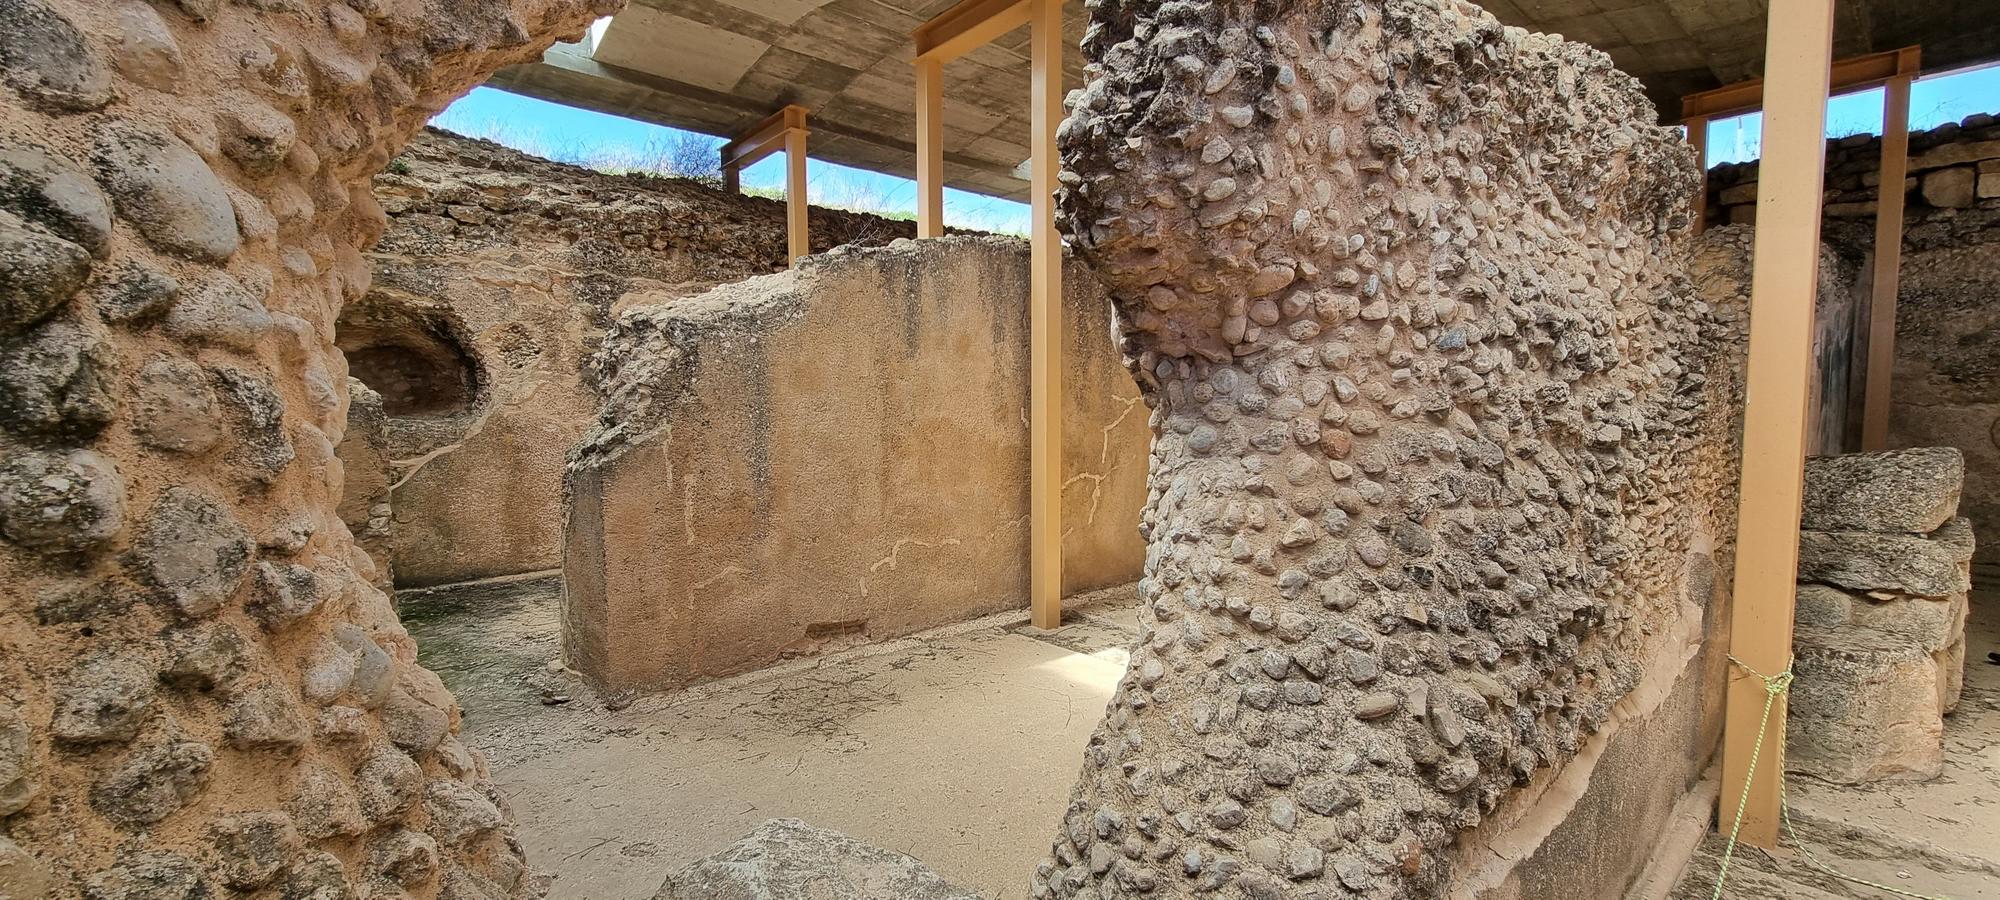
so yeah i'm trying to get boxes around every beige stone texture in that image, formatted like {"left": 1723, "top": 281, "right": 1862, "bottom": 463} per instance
{"left": 0, "top": 0, "right": 616, "bottom": 896}
{"left": 563, "top": 237, "right": 1148, "bottom": 691}
{"left": 342, "top": 129, "right": 925, "bottom": 588}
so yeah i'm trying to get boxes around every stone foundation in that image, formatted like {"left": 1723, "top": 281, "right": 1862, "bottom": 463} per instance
{"left": 0, "top": 0, "right": 616, "bottom": 896}
{"left": 1040, "top": 0, "right": 1740, "bottom": 895}
{"left": 1788, "top": 447, "right": 1973, "bottom": 783}
{"left": 563, "top": 236, "right": 1150, "bottom": 691}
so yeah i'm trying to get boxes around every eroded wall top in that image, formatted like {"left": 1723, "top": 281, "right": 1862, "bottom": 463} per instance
{"left": 1036, "top": 0, "right": 1736, "bottom": 895}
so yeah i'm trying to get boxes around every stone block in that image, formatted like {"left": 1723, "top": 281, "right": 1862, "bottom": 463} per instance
{"left": 1794, "top": 584, "right": 1965, "bottom": 653}
{"left": 1796, "top": 530, "right": 1969, "bottom": 598}
{"left": 1908, "top": 138, "right": 2000, "bottom": 172}
{"left": 652, "top": 819, "right": 979, "bottom": 900}
{"left": 1801, "top": 447, "right": 1962, "bottom": 533}
{"left": 1920, "top": 167, "right": 1976, "bottom": 208}
{"left": 1787, "top": 637, "right": 1944, "bottom": 783}
{"left": 1823, "top": 201, "right": 1876, "bottom": 218}
{"left": 1979, "top": 172, "right": 2000, "bottom": 199}
{"left": 1717, "top": 181, "right": 1758, "bottom": 205}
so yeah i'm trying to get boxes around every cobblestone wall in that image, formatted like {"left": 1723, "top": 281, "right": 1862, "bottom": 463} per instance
{"left": 1039, "top": 0, "right": 1738, "bottom": 896}
{"left": 0, "top": 0, "right": 613, "bottom": 896}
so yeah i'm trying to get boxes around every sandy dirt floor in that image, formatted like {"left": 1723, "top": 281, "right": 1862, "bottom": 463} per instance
{"left": 401, "top": 579, "right": 1140, "bottom": 900}
{"left": 1671, "top": 580, "right": 2000, "bottom": 899}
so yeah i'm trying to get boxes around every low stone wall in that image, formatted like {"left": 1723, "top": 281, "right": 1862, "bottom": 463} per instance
{"left": 563, "top": 237, "right": 1149, "bottom": 691}
{"left": 1704, "top": 116, "right": 2000, "bottom": 566}
{"left": 338, "top": 129, "right": 923, "bottom": 588}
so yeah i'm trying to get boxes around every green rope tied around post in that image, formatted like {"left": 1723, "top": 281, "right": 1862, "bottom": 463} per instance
{"left": 1709, "top": 654, "right": 1959, "bottom": 900}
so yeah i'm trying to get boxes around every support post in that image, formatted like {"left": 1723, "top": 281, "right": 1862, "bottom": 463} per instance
{"left": 1687, "top": 116, "right": 1709, "bottom": 233}
{"left": 1027, "top": 0, "right": 1063, "bottom": 630}
{"left": 719, "top": 105, "right": 812, "bottom": 265}
{"left": 1861, "top": 70, "right": 1914, "bottom": 451}
{"left": 785, "top": 124, "right": 809, "bottom": 264}
{"left": 1720, "top": 0, "right": 1835, "bottom": 850}
{"left": 915, "top": 56, "right": 946, "bottom": 239}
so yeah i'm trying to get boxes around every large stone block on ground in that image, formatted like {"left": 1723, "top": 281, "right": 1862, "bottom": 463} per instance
{"left": 1796, "top": 529, "right": 1970, "bottom": 597}
{"left": 1801, "top": 447, "right": 1963, "bottom": 533}
{"left": 1787, "top": 634, "right": 1948, "bottom": 783}
{"left": 652, "top": 819, "right": 979, "bottom": 900}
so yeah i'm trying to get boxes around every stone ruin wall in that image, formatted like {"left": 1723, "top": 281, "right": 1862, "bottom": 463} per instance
{"left": 1706, "top": 117, "right": 2000, "bottom": 568}
{"left": 0, "top": 0, "right": 618, "bottom": 897}
{"left": 563, "top": 236, "right": 1152, "bottom": 692}
{"left": 1038, "top": 0, "right": 1747, "bottom": 896}
{"left": 339, "top": 128, "right": 922, "bottom": 590}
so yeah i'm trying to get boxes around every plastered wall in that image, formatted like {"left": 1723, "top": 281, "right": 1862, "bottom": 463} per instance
{"left": 562, "top": 237, "right": 1150, "bottom": 691}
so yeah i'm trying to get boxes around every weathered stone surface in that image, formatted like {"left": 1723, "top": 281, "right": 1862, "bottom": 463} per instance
{"left": 0, "top": 147, "right": 113, "bottom": 256}
{"left": 1919, "top": 167, "right": 1975, "bottom": 208}
{"left": 1788, "top": 637, "right": 1947, "bottom": 783}
{"left": 0, "top": 0, "right": 665, "bottom": 894}
{"left": 110, "top": 1, "right": 182, "bottom": 92}
{"left": 91, "top": 124, "right": 240, "bottom": 263}
{"left": 0, "top": 448, "right": 124, "bottom": 553}
{"left": 0, "top": 209, "right": 90, "bottom": 335}
{"left": 133, "top": 487, "right": 252, "bottom": 617}
{"left": 209, "top": 811, "right": 299, "bottom": 890}
{"left": 1796, "top": 529, "right": 1969, "bottom": 598}
{"left": 565, "top": 238, "right": 1149, "bottom": 690}
{"left": 162, "top": 272, "right": 271, "bottom": 350}
{"left": 131, "top": 356, "right": 221, "bottom": 453}
{"left": 652, "top": 818, "right": 982, "bottom": 900}
{"left": 83, "top": 851, "right": 208, "bottom": 900}
{"left": 1040, "top": 0, "right": 1733, "bottom": 895}
{"left": 0, "top": 0, "right": 109, "bottom": 112}
{"left": 1795, "top": 583, "right": 1966, "bottom": 653}
{"left": 0, "top": 318, "right": 117, "bottom": 438}
{"left": 90, "top": 740, "right": 213, "bottom": 828}
{"left": 50, "top": 652, "right": 155, "bottom": 745}
{"left": 0, "top": 835, "right": 52, "bottom": 898}
{"left": 0, "top": 703, "right": 33, "bottom": 816}
{"left": 1801, "top": 447, "right": 1963, "bottom": 533}
{"left": 357, "top": 746, "right": 423, "bottom": 823}
{"left": 213, "top": 367, "right": 293, "bottom": 484}
{"left": 222, "top": 683, "right": 309, "bottom": 751}
{"left": 93, "top": 263, "right": 179, "bottom": 323}
{"left": 424, "top": 778, "right": 503, "bottom": 846}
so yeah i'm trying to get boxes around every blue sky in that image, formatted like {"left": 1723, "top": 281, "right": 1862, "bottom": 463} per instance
{"left": 432, "top": 88, "right": 1035, "bottom": 234}
{"left": 1704, "top": 62, "right": 2000, "bottom": 164}
{"left": 431, "top": 61, "right": 2000, "bottom": 232}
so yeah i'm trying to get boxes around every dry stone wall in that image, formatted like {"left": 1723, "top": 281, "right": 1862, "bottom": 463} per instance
{"left": 0, "top": 0, "right": 615, "bottom": 897}
{"left": 1707, "top": 117, "right": 2000, "bottom": 566}
{"left": 564, "top": 236, "right": 1150, "bottom": 691}
{"left": 342, "top": 129, "right": 920, "bottom": 588}
{"left": 1042, "top": 0, "right": 1738, "bottom": 896}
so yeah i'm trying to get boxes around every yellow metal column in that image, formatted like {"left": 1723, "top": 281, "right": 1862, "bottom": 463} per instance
{"left": 1027, "top": 0, "right": 1063, "bottom": 629}
{"left": 1861, "top": 71, "right": 1914, "bottom": 450}
{"left": 1687, "top": 116, "right": 1710, "bottom": 233}
{"left": 785, "top": 124, "right": 809, "bottom": 265}
{"left": 1720, "top": 0, "right": 1835, "bottom": 850}
{"left": 915, "top": 57, "right": 946, "bottom": 239}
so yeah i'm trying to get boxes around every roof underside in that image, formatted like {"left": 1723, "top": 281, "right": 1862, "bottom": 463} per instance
{"left": 484, "top": 0, "right": 2000, "bottom": 202}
